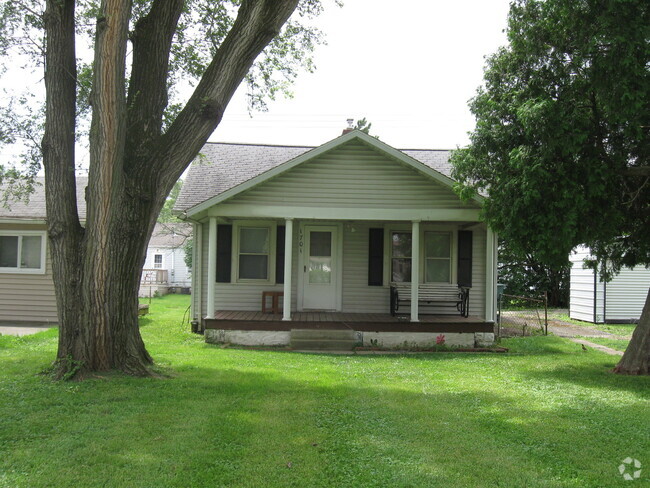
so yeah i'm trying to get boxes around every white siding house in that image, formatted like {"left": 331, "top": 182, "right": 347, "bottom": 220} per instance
{"left": 139, "top": 223, "right": 192, "bottom": 297}
{"left": 570, "top": 246, "right": 650, "bottom": 323}
{"left": 175, "top": 130, "right": 498, "bottom": 348}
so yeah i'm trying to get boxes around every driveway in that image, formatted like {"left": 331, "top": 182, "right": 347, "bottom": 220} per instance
{"left": 0, "top": 325, "right": 55, "bottom": 336}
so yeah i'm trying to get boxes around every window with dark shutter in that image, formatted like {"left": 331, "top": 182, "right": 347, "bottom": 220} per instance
{"left": 368, "top": 228, "right": 384, "bottom": 286}
{"left": 216, "top": 224, "right": 232, "bottom": 283}
{"left": 275, "top": 225, "right": 285, "bottom": 284}
{"left": 457, "top": 230, "right": 473, "bottom": 287}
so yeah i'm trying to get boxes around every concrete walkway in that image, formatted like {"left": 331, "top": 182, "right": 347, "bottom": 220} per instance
{"left": 0, "top": 325, "right": 54, "bottom": 337}
{"left": 567, "top": 338, "right": 624, "bottom": 356}
{"left": 543, "top": 313, "right": 627, "bottom": 356}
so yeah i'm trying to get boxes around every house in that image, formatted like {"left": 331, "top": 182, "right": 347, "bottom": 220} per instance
{"left": 140, "top": 222, "right": 192, "bottom": 297}
{"left": 569, "top": 246, "right": 649, "bottom": 323}
{"left": 174, "top": 130, "right": 498, "bottom": 348}
{"left": 0, "top": 177, "right": 187, "bottom": 324}
{"left": 0, "top": 178, "right": 86, "bottom": 325}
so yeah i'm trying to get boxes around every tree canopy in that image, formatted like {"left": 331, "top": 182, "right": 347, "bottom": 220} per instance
{"left": 451, "top": 0, "right": 649, "bottom": 374}
{"left": 452, "top": 0, "right": 648, "bottom": 272}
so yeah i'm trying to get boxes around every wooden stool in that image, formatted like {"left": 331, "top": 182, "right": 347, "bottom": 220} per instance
{"left": 262, "top": 291, "right": 283, "bottom": 314}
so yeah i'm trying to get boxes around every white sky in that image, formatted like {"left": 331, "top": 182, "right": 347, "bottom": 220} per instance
{"left": 212, "top": 0, "right": 512, "bottom": 149}
{"left": 0, "top": 0, "right": 511, "bottom": 167}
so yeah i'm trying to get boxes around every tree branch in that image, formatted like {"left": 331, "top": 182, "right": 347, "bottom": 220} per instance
{"left": 87, "top": 0, "right": 132, "bottom": 228}
{"left": 624, "top": 167, "right": 650, "bottom": 177}
{"left": 125, "top": 0, "right": 184, "bottom": 166}
{"left": 42, "top": 0, "right": 81, "bottom": 235}
{"left": 153, "top": 0, "right": 299, "bottom": 185}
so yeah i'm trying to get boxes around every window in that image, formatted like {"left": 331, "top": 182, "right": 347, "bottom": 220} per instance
{"left": 425, "top": 232, "right": 451, "bottom": 282}
{"left": 238, "top": 226, "right": 270, "bottom": 280}
{"left": 0, "top": 231, "right": 46, "bottom": 274}
{"left": 391, "top": 232, "right": 412, "bottom": 282}
{"left": 153, "top": 254, "right": 163, "bottom": 269}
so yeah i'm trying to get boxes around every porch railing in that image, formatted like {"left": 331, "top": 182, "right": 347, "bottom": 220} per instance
{"left": 141, "top": 268, "right": 168, "bottom": 285}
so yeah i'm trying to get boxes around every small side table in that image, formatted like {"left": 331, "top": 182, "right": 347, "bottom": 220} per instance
{"left": 262, "top": 291, "right": 284, "bottom": 314}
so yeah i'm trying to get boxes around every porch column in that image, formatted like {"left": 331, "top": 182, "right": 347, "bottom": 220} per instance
{"left": 485, "top": 227, "right": 497, "bottom": 322}
{"left": 411, "top": 220, "right": 420, "bottom": 322}
{"left": 282, "top": 218, "right": 293, "bottom": 321}
{"left": 206, "top": 217, "right": 217, "bottom": 319}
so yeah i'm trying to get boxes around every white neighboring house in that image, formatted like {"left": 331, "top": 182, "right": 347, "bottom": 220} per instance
{"left": 140, "top": 222, "right": 192, "bottom": 297}
{"left": 569, "top": 246, "right": 650, "bottom": 324}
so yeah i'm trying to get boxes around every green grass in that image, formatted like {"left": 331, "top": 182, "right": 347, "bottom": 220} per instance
{"left": 1, "top": 295, "right": 649, "bottom": 487}
{"left": 579, "top": 337, "right": 631, "bottom": 352}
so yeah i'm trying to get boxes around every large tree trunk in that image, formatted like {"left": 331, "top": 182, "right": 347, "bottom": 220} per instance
{"left": 42, "top": 0, "right": 299, "bottom": 379}
{"left": 613, "top": 288, "right": 650, "bottom": 375}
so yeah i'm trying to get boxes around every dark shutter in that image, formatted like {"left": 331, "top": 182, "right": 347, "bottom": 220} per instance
{"left": 275, "top": 225, "right": 285, "bottom": 284}
{"left": 457, "top": 230, "right": 473, "bottom": 287}
{"left": 368, "top": 228, "right": 384, "bottom": 286}
{"left": 216, "top": 224, "right": 232, "bottom": 283}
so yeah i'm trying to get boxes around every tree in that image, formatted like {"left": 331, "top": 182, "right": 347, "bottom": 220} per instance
{"left": 0, "top": 0, "right": 331, "bottom": 378}
{"left": 157, "top": 180, "right": 183, "bottom": 224}
{"left": 498, "top": 239, "right": 569, "bottom": 307}
{"left": 353, "top": 117, "right": 378, "bottom": 138}
{"left": 451, "top": 0, "right": 649, "bottom": 374}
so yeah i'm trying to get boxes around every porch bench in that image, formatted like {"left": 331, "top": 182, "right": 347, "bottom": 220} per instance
{"left": 390, "top": 283, "right": 470, "bottom": 318}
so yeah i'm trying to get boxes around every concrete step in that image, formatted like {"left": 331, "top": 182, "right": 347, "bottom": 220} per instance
{"left": 290, "top": 329, "right": 356, "bottom": 351}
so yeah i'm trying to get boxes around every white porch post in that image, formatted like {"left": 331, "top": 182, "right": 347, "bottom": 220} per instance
{"left": 411, "top": 220, "right": 420, "bottom": 322}
{"left": 282, "top": 218, "right": 293, "bottom": 321}
{"left": 206, "top": 217, "right": 217, "bottom": 319}
{"left": 485, "top": 227, "right": 497, "bottom": 322}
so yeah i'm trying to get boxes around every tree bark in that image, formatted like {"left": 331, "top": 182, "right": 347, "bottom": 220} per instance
{"left": 43, "top": 0, "right": 299, "bottom": 379}
{"left": 613, "top": 288, "right": 650, "bottom": 375}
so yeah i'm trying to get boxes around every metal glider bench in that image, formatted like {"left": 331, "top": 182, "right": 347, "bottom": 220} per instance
{"left": 390, "top": 282, "right": 470, "bottom": 318}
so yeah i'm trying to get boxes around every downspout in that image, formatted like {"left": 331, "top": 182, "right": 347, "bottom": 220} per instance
{"left": 178, "top": 211, "right": 203, "bottom": 331}
{"left": 603, "top": 266, "right": 607, "bottom": 324}
{"left": 593, "top": 264, "right": 597, "bottom": 324}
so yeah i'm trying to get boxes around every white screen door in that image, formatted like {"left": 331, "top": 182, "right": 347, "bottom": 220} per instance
{"left": 302, "top": 225, "right": 339, "bottom": 310}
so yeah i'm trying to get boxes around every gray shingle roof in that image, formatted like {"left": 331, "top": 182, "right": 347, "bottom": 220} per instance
{"left": 148, "top": 222, "right": 192, "bottom": 248}
{"left": 0, "top": 177, "right": 88, "bottom": 220}
{"left": 174, "top": 141, "right": 453, "bottom": 213}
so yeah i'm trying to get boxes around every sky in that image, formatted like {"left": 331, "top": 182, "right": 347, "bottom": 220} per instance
{"left": 0, "top": 0, "right": 512, "bottom": 167}
{"left": 211, "top": 0, "right": 512, "bottom": 150}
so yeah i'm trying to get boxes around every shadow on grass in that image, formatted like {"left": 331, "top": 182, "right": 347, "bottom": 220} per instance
{"left": 1, "top": 357, "right": 647, "bottom": 488}
{"left": 520, "top": 361, "right": 650, "bottom": 398}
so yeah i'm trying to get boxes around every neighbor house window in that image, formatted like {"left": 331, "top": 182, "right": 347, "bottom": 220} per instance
{"left": 154, "top": 254, "right": 163, "bottom": 269}
{"left": 391, "top": 232, "right": 412, "bottom": 282}
{"left": 0, "top": 231, "right": 46, "bottom": 274}
{"left": 425, "top": 232, "right": 451, "bottom": 282}
{"left": 238, "top": 226, "right": 270, "bottom": 280}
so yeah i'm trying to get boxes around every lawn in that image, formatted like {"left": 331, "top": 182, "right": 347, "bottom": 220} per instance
{"left": 1, "top": 295, "right": 648, "bottom": 487}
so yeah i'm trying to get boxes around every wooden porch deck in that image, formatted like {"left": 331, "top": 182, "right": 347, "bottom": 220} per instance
{"left": 205, "top": 311, "right": 493, "bottom": 333}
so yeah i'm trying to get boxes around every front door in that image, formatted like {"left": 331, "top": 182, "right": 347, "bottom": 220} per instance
{"left": 301, "top": 225, "right": 339, "bottom": 310}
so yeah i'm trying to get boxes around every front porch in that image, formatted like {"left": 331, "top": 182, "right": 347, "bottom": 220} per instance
{"left": 203, "top": 311, "right": 495, "bottom": 349}
{"left": 205, "top": 310, "right": 492, "bottom": 332}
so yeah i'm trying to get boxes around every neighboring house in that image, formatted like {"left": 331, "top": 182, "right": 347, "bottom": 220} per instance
{"left": 0, "top": 178, "right": 86, "bottom": 325}
{"left": 174, "top": 130, "right": 499, "bottom": 348}
{"left": 140, "top": 222, "right": 192, "bottom": 297}
{"left": 569, "top": 246, "right": 649, "bottom": 323}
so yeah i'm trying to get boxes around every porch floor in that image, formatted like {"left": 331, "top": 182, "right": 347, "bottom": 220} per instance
{"left": 205, "top": 311, "right": 493, "bottom": 333}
